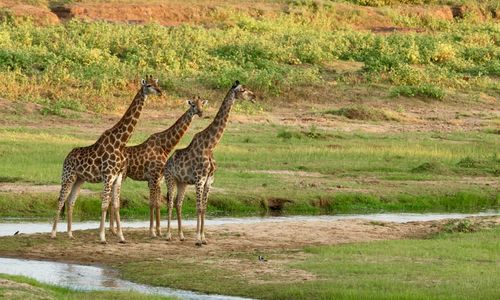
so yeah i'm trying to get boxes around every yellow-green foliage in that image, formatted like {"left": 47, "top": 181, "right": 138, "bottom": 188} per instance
{"left": 0, "top": 4, "right": 498, "bottom": 110}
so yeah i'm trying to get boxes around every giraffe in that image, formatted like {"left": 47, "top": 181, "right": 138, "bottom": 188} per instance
{"left": 164, "top": 81, "right": 256, "bottom": 246}
{"left": 50, "top": 76, "right": 162, "bottom": 243}
{"left": 108, "top": 97, "right": 208, "bottom": 238}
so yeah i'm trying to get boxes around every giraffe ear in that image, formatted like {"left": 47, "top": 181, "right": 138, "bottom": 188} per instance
{"left": 141, "top": 79, "right": 146, "bottom": 86}
{"left": 154, "top": 78, "right": 159, "bottom": 84}
{"left": 202, "top": 100, "right": 208, "bottom": 106}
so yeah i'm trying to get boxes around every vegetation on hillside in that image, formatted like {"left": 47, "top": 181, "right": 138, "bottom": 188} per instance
{"left": 0, "top": 0, "right": 498, "bottom": 111}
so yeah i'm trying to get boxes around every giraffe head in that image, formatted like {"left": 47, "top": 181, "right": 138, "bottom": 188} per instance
{"left": 141, "top": 75, "right": 162, "bottom": 96}
{"left": 187, "top": 96, "right": 208, "bottom": 118}
{"left": 233, "top": 80, "right": 256, "bottom": 103}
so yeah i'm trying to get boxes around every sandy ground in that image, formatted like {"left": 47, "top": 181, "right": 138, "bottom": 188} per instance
{"left": 2, "top": 217, "right": 499, "bottom": 265}
{"left": 0, "top": 217, "right": 498, "bottom": 283}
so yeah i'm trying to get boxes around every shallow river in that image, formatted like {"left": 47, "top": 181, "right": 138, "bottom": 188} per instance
{"left": 0, "top": 212, "right": 498, "bottom": 237}
{"left": 0, "top": 212, "right": 498, "bottom": 299}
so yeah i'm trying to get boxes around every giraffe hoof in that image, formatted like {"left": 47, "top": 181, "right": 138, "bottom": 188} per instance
{"left": 118, "top": 240, "right": 127, "bottom": 244}
{"left": 202, "top": 240, "right": 208, "bottom": 245}
{"left": 179, "top": 238, "right": 185, "bottom": 242}
{"left": 195, "top": 241, "right": 202, "bottom": 247}
{"left": 100, "top": 240, "right": 108, "bottom": 245}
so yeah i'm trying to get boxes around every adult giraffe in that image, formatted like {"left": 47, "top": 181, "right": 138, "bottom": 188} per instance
{"left": 164, "top": 81, "right": 255, "bottom": 246}
{"left": 51, "top": 76, "right": 162, "bottom": 243}
{"left": 109, "top": 97, "right": 207, "bottom": 237}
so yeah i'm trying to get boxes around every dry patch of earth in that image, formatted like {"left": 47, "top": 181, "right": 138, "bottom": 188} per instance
{"left": 0, "top": 183, "right": 95, "bottom": 195}
{"left": 1, "top": 216, "right": 498, "bottom": 284}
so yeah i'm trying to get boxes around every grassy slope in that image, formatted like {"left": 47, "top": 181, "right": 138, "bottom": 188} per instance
{"left": 118, "top": 226, "right": 500, "bottom": 300}
{"left": 0, "top": 274, "right": 171, "bottom": 300}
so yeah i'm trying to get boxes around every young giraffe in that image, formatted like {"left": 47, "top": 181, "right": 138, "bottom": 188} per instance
{"left": 108, "top": 97, "right": 208, "bottom": 238}
{"left": 51, "top": 76, "right": 162, "bottom": 243}
{"left": 164, "top": 81, "right": 256, "bottom": 246}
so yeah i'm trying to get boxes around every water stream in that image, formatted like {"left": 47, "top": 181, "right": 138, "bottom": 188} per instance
{"left": 0, "top": 257, "right": 250, "bottom": 300}
{"left": 0, "top": 212, "right": 498, "bottom": 237}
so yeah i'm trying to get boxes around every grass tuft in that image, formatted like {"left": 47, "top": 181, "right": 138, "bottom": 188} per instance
{"left": 411, "top": 161, "right": 448, "bottom": 174}
{"left": 325, "top": 105, "right": 392, "bottom": 121}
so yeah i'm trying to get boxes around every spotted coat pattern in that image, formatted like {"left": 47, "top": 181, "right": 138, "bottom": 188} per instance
{"left": 51, "top": 76, "right": 162, "bottom": 243}
{"left": 164, "top": 81, "right": 256, "bottom": 245}
{"left": 109, "top": 98, "right": 207, "bottom": 237}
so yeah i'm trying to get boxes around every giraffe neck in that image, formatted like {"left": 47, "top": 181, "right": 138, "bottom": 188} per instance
{"left": 192, "top": 88, "right": 236, "bottom": 151}
{"left": 155, "top": 109, "right": 196, "bottom": 151}
{"left": 99, "top": 88, "right": 147, "bottom": 148}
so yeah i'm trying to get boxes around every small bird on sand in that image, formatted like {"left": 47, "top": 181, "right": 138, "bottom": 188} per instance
{"left": 13, "top": 231, "right": 19, "bottom": 235}
{"left": 258, "top": 255, "right": 267, "bottom": 262}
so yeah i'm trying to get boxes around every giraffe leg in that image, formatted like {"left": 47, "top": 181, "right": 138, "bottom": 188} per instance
{"left": 201, "top": 176, "right": 214, "bottom": 245}
{"left": 148, "top": 181, "right": 157, "bottom": 238}
{"left": 66, "top": 179, "right": 84, "bottom": 239}
{"left": 112, "top": 174, "right": 125, "bottom": 243}
{"left": 165, "top": 174, "right": 175, "bottom": 241}
{"left": 175, "top": 183, "right": 187, "bottom": 241}
{"left": 51, "top": 175, "right": 76, "bottom": 238}
{"left": 99, "top": 176, "right": 115, "bottom": 244}
{"left": 109, "top": 203, "right": 116, "bottom": 235}
{"left": 195, "top": 179, "right": 205, "bottom": 247}
{"left": 152, "top": 182, "right": 162, "bottom": 237}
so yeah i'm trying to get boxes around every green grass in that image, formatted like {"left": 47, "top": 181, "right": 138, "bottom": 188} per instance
{"left": 0, "top": 123, "right": 498, "bottom": 219}
{"left": 117, "top": 226, "right": 500, "bottom": 299}
{"left": 0, "top": 274, "right": 171, "bottom": 300}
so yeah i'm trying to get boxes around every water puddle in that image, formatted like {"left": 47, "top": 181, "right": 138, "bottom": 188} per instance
{"left": 0, "top": 212, "right": 498, "bottom": 237}
{"left": 0, "top": 257, "right": 250, "bottom": 300}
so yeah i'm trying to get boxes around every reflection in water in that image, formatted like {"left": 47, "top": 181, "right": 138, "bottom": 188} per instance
{"left": 0, "top": 257, "right": 251, "bottom": 300}
{"left": 101, "top": 267, "right": 120, "bottom": 288}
